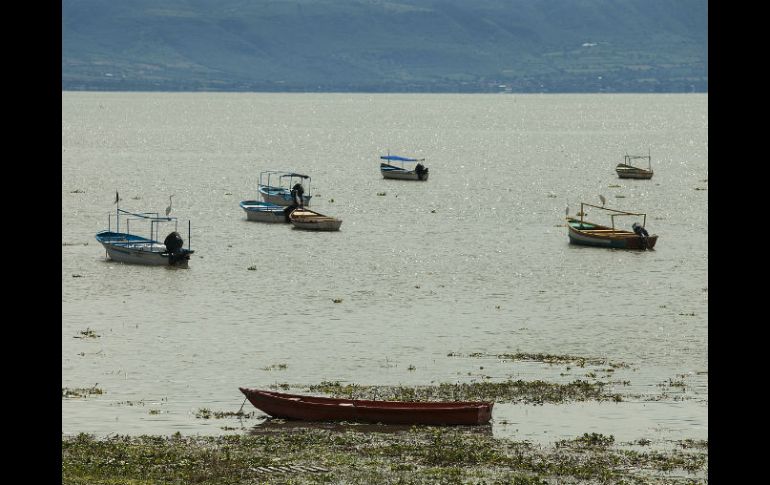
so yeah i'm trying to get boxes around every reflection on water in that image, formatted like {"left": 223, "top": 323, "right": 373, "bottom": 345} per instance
{"left": 247, "top": 418, "right": 494, "bottom": 436}
{"left": 62, "top": 92, "right": 707, "bottom": 445}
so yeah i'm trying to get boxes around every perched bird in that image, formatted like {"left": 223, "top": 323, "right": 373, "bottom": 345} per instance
{"left": 165, "top": 195, "right": 174, "bottom": 216}
{"left": 114, "top": 191, "right": 121, "bottom": 205}
{"left": 599, "top": 194, "right": 606, "bottom": 207}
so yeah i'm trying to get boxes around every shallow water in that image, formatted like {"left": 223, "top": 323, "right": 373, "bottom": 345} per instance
{"left": 62, "top": 92, "right": 707, "bottom": 444}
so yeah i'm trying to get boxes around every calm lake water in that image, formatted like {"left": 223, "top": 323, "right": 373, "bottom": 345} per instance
{"left": 62, "top": 92, "right": 707, "bottom": 446}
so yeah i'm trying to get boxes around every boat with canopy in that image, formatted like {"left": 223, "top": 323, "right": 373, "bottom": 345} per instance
{"left": 379, "top": 154, "right": 429, "bottom": 181}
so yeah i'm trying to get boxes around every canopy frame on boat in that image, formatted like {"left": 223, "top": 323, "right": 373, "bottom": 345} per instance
{"left": 577, "top": 202, "right": 647, "bottom": 230}
{"left": 622, "top": 150, "right": 652, "bottom": 171}
{"left": 379, "top": 153, "right": 425, "bottom": 168}
{"left": 108, "top": 204, "right": 191, "bottom": 250}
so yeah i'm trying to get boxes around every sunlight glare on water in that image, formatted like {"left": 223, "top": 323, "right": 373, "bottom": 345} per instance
{"left": 62, "top": 92, "right": 707, "bottom": 444}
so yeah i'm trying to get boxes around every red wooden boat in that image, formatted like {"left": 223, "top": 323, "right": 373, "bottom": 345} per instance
{"left": 239, "top": 388, "right": 493, "bottom": 426}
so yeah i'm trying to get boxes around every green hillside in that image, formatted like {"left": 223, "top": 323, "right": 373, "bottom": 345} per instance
{"left": 62, "top": 0, "right": 708, "bottom": 92}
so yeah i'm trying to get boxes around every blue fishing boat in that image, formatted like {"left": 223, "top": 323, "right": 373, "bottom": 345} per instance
{"left": 240, "top": 200, "right": 290, "bottom": 223}
{"left": 380, "top": 154, "right": 428, "bottom": 181}
{"left": 258, "top": 171, "right": 312, "bottom": 206}
{"left": 95, "top": 195, "right": 194, "bottom": 267}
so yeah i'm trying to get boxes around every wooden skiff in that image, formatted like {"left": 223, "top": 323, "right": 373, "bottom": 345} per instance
{"left": 239, "top": 388, "right": 493, "bottom": 425}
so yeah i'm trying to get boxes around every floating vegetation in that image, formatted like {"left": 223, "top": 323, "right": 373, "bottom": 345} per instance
{"left": 608, "top": 184, "right": 621, "bottom": 188}
{"left": 70, "top": 188, "right": 85, "bottom": 193}
{"left": 62, "top": 385, "right": 103, "bottom": 399}
{"left": 62, "top": 241, "right": 89, "bottom": 246}
{"left": 658, "top": 378, "right": 687, "bottom": 389}
{"left": 247, "top": 265, "right": 257, "bottom": 271}
{"left": 148, "top": 409, "right": 162, "bottom": 415}
{"left": 694, "top": 187, "right": 707, "bottom": 191}
{"left": 614, "top": 194, "right": 626, "bottom": 198}
{"left": 546, "top": 193, "right": 557, "bottom": 198}
{"left": 450, "top": 351, "right": 629, "bottom": 369}
{"left": 62, "top": 429, "right": 707, "bottom": 484}
{"left": 195, "top": 408, "right": 257, "bottom": 420}
{"left": 261, "top": 363, "right": 288, "bottom": 371}
{"left": 377, "top": 192, "right": 386, "bottom": 196}
{"left": 195, "top": 408, "right": 213, "bottom": 419}
{"left": 678, "top": 439, "right": 708, "bottom": 450}
{"left": 556, "top": 432, "right": 615, "bottom": 449}
{"left": 74, "top": 328, "right": 100, "bottom": 339}
{"left": 332, "top": 298, "right": 343, "bottom": 303}
{"left": 71, "top": 274, "right": 83, "bottom": 278}
{"left": 301, "top": 379, "right": 622, "bottom": 404}
{"left": 114, "top": 400, "right": 147, "bottom": 407}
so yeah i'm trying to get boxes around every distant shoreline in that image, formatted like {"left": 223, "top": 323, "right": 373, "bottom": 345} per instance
{"left": 61, "top": 87, "right": 708, "bottom": 94}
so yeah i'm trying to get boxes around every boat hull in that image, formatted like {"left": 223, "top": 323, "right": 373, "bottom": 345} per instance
{"left": 95, "top": 231, "right": 193, "bottom": 266}
{"left": 615, "top": 164, "right": 653, "bottom": 179}
{"left": 239, "top": 388, "right": 493, "bottom": 425}
{"left": 380, "top": 164, "right": 429, "bottom": 181}
{"left": 289, "top": 208, "right": 342, "bottom": 231}
{"left": 240, "top": 200, "right": 288, "bottom": 223}
{"left": 566, "top": 218, "right": 657, "bottom": 250}
{"left": 259, "top": 186, "right": 312, "bottom": 207}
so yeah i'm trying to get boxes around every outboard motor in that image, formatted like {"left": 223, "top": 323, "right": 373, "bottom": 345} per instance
{"left": 415, "top": 163, "right": 427, "bottom": 180}
{"left": 632, "top": 222, "right": 649, "bottom": 248}
{"left": 632, "top": 222, "right": 649, "bottom": 238}
{"left": 291, "top": 183, "right": 305, "bottom": 206}
{"left": 163, "top": 231, "right": 188, "bottom": 264}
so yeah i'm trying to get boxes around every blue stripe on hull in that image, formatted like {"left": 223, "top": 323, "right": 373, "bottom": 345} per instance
{"left": 568, "top": 235, "right": 628, "bottom": 248}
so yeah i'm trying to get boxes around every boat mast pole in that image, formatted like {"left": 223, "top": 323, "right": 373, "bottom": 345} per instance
{"left": 188, "top": 220, "right": 191, "bottom": 250}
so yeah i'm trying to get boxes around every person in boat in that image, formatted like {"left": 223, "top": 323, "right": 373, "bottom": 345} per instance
{"left": 415, "top": 162, "right": 428, "bottom": 180}
{"left": 283, "top": 204, "right": 295, "bottom": 222}
{"left": 291, "top": 182, "right": 305, "bottom": 207}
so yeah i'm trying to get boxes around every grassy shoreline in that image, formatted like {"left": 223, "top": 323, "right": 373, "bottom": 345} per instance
{"left": 62, "top": 427, "right": 707, "bottom": 484}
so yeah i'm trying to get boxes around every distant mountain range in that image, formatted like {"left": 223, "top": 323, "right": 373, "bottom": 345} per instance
{"left": 62, "top": 0, "right": 707, "bottom": 93}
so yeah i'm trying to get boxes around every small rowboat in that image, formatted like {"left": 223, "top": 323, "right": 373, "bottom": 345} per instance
{"left": 239, "top": 388, "right": 493, "bottom": 425}
{"left": 566, "top": 202, "right": 657, "bottom": 250}
{"left": 615, "top": 153, "right": 653, "bottom": 179}
{"left": 240, "top": 200, "right": 289, "bottom": 223}
{"left": 289, "top": 207, "right": 342, "bottom": 231}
